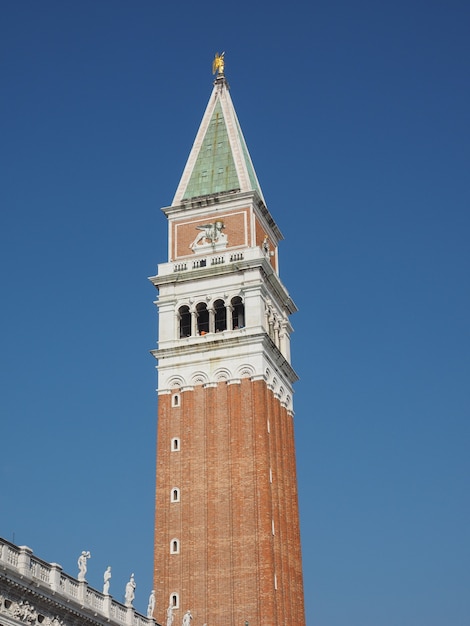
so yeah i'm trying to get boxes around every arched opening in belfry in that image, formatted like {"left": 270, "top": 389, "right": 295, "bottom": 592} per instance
{"left": 231, "top": 296, "right": 245, "bottom": 329}
{"left": 214, "top": 299, "right": 226, "bottom": 332}
{"left": 178, "top": 305, "right": 191, "bottom": 338}
{"left": 196, "top": 302, "right": 209, "bottom": 335}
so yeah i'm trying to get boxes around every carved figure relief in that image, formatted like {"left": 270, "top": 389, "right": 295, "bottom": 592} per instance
{"left": 190, "top": 221, "right": 227, "bottom": 252}
{"left": 0, "top": 593, "right": 65, "bottom": 626}
{"left": 44, "top": 617, "right": 65, "bottom": 626}
{"left": 12, "top": 600, "right": 37, "bottom": 623}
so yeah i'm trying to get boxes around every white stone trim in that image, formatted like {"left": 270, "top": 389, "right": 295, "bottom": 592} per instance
{"left": 168, "top": 376, "right": 184, "bottom": 390}
{"left": 191, "top": 371, "right": 209, "bottom": 386}
{"left": 172, "top": 84, "right": 219, "bottom": 206}
{"left": 214, "top": 368, "right": 232, "bottom": 382}
{"left": 174, "top": 209, "right": 249, "bottom": 259}
{"left": 156, "top": 333, "right": 296, "bottom": 391}
{"left": 237, "top": 364, "right": 255, "bottom": 379}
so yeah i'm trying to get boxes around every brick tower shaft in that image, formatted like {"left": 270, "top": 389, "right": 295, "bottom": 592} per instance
{"left": 150, "top": 64, "right": 305, "bottom": 626}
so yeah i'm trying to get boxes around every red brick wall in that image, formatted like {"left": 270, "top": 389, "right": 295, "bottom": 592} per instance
{"left": 153, "top": 380, "right": 305, "bottom": 626}
{"left": 172, "top": 208, "right": 250, "bottom": 259}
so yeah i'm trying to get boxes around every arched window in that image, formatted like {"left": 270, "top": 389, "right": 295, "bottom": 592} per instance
{"left": 170, "top": 539, "right": 180, "bottom": 554}
{"left": 171, "top": 437, "right": 180, "bottom": 451}
{"left": 178, "top": 305, "right": 191, "bottom": 338}
{"left": 196, "top": 302, "right": 209, "bottom": 335}
{"left": 231, "top": 296, "right": 245, "bottom": 329}
{"left": 214, "top": 299, "right": 227, "bottom": 332}
{"left": 170, "top": 593, "right": 179, "bottom": 609}
{"left": 171, "top": 488, "right": 180, "bottom": 502}
{"left": 172, "top": 393, "right": 180, "bottom": 407}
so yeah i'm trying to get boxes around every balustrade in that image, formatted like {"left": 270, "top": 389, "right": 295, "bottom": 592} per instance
{"left": 170, "top": 249, "right": 246, "bottom": 274}
{"left": 0, "top": 537, "right": 155, "bottom": 626}
{"left": 211, "top": 255, "right": 225, "bottom": 265}
{"left": 30, "top": 557, "right": 50, "bottom": 582}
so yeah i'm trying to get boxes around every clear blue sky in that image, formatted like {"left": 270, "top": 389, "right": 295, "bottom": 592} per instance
{"left": 1, "top": 2, "right": 469, "bottom": 624}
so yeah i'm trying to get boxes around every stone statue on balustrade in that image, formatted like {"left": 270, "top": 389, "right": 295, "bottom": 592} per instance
{"left": 147, "top": 590, "right": 156, "bottom": 618}
{"left": 125, "top": 573, "right": 136, "bottom": 607}
{"left": 182, "top": 610, "right": 193, "bottom": 626}
{"left": 103, "top": 566, "right": 112, "bottom": 595}
{"left": 166, "top": 604, "right": 174, "bottom": 626}
{"left": 77, "top": 551, "right": 91, "bottom": 582}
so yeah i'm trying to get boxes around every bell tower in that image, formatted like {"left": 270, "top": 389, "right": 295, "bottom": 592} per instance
{"left": 150, "top": 57, "right": 305, "bottom": 626}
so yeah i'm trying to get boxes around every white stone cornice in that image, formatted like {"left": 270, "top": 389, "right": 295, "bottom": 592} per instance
{"left": 162, "top": 190, "right": 284, "bottom": 245}
{"left": 150, "top": 248, "right": 297, "bottom": 316}
{"left": 155, "top": 331, "right": 297, "bottom": 411}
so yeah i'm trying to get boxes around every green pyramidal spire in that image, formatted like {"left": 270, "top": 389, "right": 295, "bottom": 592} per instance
{"left": 172, "top": 72, "right": 265, "bottom": 206}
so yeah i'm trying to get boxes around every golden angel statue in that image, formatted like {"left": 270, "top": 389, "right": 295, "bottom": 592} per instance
{"left": 212, "top": 52, "right": 225, "bottom": 75}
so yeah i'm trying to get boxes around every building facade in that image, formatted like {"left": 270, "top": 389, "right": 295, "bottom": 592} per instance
{"left": 150, "top": 63, "right": 305, "bottom": 626}
{"left": 0, "top": 538, "right": 156, "bottom": 626}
